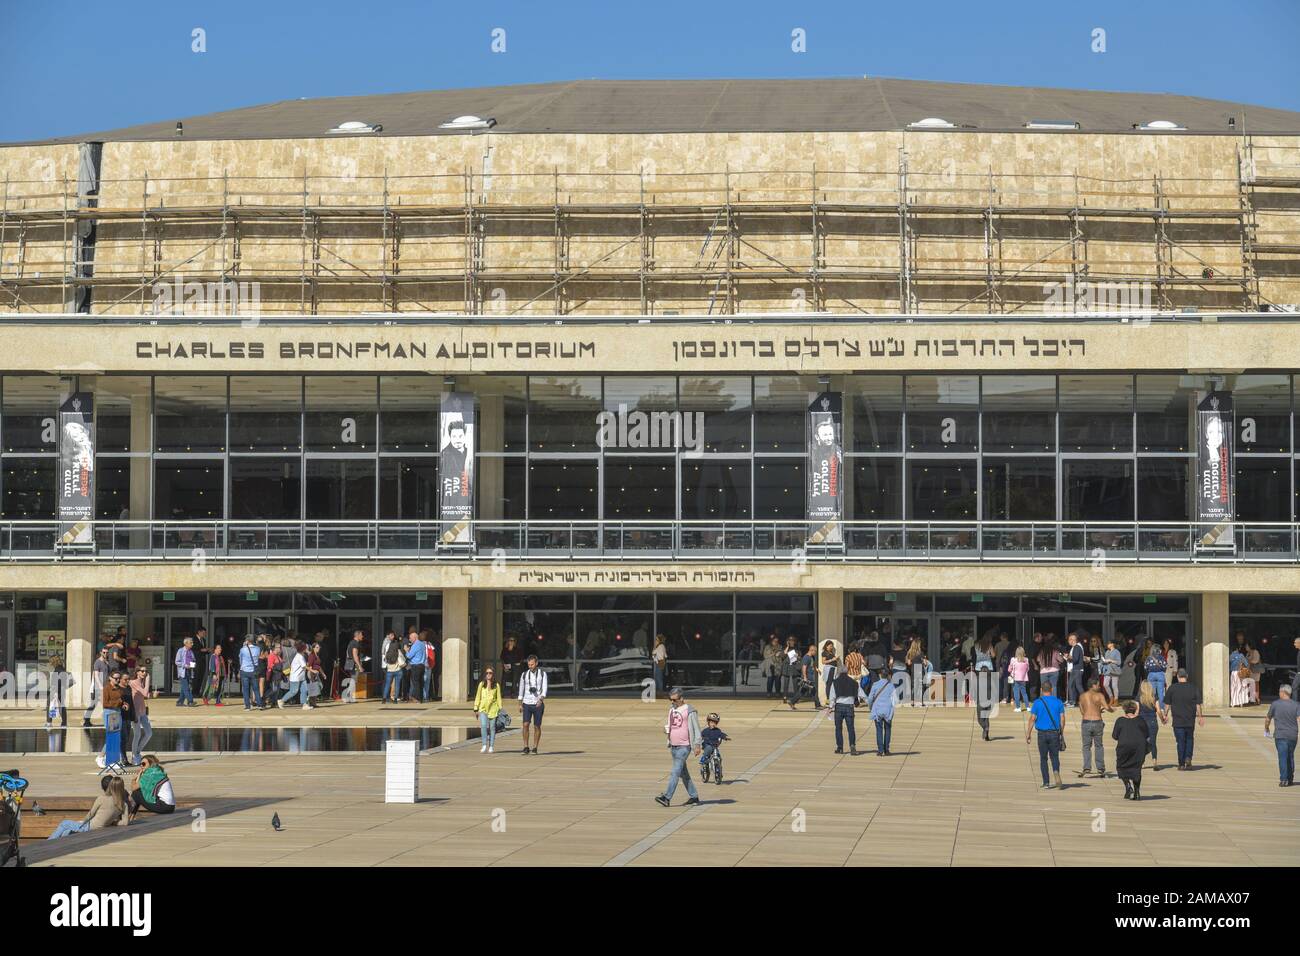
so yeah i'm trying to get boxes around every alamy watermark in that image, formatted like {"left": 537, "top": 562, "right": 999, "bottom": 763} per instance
{"left": 596, "top": 404, "right": 704, "bottom": 456}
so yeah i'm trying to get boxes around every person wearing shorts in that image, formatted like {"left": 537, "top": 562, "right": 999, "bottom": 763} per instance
{"left": 518, "top": 654, "right": 548, "bottom": 755}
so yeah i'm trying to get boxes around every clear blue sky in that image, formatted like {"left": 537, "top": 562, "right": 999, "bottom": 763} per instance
{"left": 2, "top": 0, "right": 1298, "bottom": 141}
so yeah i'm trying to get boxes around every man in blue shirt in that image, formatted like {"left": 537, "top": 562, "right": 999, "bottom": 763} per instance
{"left": 1026, "top": 681, "right": 1067, "bottom": 789}
{"left": 238, "top": 635, "right": 262, "bottom": 710}
{"left": 405, "top": 628, "right": 428, "bottom": 702}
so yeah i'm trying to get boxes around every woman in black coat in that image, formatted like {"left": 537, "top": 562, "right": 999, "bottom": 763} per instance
{"left": 1112, "top": 700, "right": 1151, "bottom": 800}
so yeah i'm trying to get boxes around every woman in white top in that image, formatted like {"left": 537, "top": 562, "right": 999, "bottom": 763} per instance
{"left": 275, "top": 642, "right": 312, "bottom": 710}
{"left": 1163, "top": 640, "right": 1179, "bottom": 687}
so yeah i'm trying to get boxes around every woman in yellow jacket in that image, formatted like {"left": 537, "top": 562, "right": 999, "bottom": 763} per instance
{"left": 473, "top": 666, "right": 503, "bottom": 753}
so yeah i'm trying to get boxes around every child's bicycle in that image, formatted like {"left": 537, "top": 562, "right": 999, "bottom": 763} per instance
{"left": 0, "top": 768, "right": 30, "bottom": 868}
{"left": 699, "top": 748, "right": 724, "bottom": 785}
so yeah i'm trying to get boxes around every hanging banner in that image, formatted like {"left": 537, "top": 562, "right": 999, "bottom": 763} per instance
{"left": 806, "top": 391, "right": 843, "bottom": 546}
{"left": 1195, "top": 390, "right": 1234, "bottom": 551}
{"left": 438, "top": 392, "right": 475, "bottom": 546}
{"left": 58, "top": 392, "right": 95, "bottom": 548}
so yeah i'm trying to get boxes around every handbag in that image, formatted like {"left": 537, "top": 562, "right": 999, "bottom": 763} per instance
{"left": 1236, "top": 663, "right": 1252, "bottom": 680}
{"left": 494, "top": 710, "right": 512, "bottom": 731}
{"left": 306, "top": 680, "right": 323, "bottom": 697}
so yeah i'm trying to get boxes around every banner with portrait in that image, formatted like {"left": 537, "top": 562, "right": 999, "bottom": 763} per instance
{"left": 58, "top": 392, "right": 95, "bottom": 548}
{"left": 806, "top": 391, "right": 843, "bottom": 546}
{"left": 1195, "top": 390, "right": 1234, "bottom": 551}
{"left": 438, "top": 392, "right": 475, "bottom": 547}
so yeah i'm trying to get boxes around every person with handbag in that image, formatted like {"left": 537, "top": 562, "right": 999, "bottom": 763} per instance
{"left": 1026, "top": 680, "right": 1067, "bottom": 789}
{"left": 473, "top": 667, "right": 503, "bottom": 754}
{"left": 762, "top": 636, "right": 782, "bottom": 698}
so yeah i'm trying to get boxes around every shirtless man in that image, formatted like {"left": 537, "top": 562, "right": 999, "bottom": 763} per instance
{"left": 1076, "top": 678, "right": 1115, "bottom": 779}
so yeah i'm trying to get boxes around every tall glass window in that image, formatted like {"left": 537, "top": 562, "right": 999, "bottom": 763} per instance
{"left": 908, "top": 460, "right": 977, "bottom": 519}
{"left": 90, "top": 377, "right": 151, "bottom": 454}
{"left": 681, "top": 460, "right": 751, "bottom": 519}
{"left": 982, "top": 376, "right": 1055, "bottom": 452}
{"left": 847, "top": 375, "right": 902, "bottom": 452}
{"left": 305, "top": 459, "right": 375, "bottom": 519}
{"left": 155, "top": 377, "right": 226, "bottom": 453}
{"left": 1136, "top": 376, "right": 1197, "bottom": 453}
{"left": 754, "top": 376, "right": 817, "bottom": 452}
{"left": 1, "top": 375, "right": 64, "bottom": 453}
{"left": 528, "top": 460, "right": 598, "bottom": 518}
{"left": 906, "top": 376, "right": 978, "bottom": 452}
{"left": 379, "top": 459, "right": 437, "bottom": 519}
{"left": 680, "top": 377, "right": 751, "bottom": 453}
{"left": 1136, "top": 458, "right": 1190, "bottom": 521}
{"left": 1064, "top": 460, "right": 1133, "bottom": 521}
{"left": 982, "top": 458, "right": 1055, "bottom": 520}
{"left": 380, "top": 376, "right": 438, "bottom": 452}
{"left": 305, "top": 376, "right": 377, "bottom": 452}
{"left": 1234, "top": 375, "right": 1289, "bottom": 454}
{"left": 529, "top": 377, "right": 601, "bottom": 452}
{"left": 154, "top": 460, "right": 224, "bottom": 519}
{"left": 1060, "top": 375, "right": 1133, "bottom": 452}
{"left": 231, "top": 457, "right": 301, "bottom": 519}
{"left": 230, "top": 376, "right": 301, "bottom": 451}
{"left": 603, "top": 457, "right": 675, "bottom": 519}
{"left": 851, "top": 459, "right": 902, "bottom": 519}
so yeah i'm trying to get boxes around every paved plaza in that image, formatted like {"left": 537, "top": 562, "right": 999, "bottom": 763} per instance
{"left": 2, "top": 698, "right": 1294, "bottom": 867}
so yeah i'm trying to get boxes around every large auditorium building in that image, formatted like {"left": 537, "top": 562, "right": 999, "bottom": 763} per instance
{"left": 1, "top": 78, "right": 1299, "bottom": 705}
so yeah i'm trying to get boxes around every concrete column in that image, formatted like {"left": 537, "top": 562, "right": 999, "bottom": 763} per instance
{"left": 65, "top": 589, "right": 96, "bottom": 709}
{"left": 441, "top": 588, "right": 471, "bottom": 702}
{"left": 1200, "top": 592, "right": 1229, "bottom": 708}
{"left": 816, "top": 590, "right": 845, "bottom": 701}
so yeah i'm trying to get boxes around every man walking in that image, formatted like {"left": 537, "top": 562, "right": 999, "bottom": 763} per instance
{"left": 1161, "top": 668, "right": 1204, "bottom": 770}
{"left": 829, "top": 669, "right": 868, "bottom": 755}
{"left": 404, "top": 626, "right": 427, "bottom": 702}
{"left": 238, "top": 635, "right": 262, "bottom": 710}
{"left": 1075, "top": 678, "right": 1114, "bottom": 778}
{"left": 1026, "top": 681, "right": 1067, "bottom": 789}
{"left": 1264, "top": 684, "right": 1299, "bottom": 787}
{"left": 518, "top": 654, "right": 548, "bottom": 754}
{"left": 655, "top": 687, "right": 702, "bottom": 807}
{"left": 174, "top": 637, "right": 196, "bottom": 707}
{"left": 1065, "top": 632, "right": 1085, "bottom": 706}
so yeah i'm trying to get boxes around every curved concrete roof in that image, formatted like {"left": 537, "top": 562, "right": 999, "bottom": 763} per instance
{"left": 16, "top": 77, "right": 1300, "bottom": 145}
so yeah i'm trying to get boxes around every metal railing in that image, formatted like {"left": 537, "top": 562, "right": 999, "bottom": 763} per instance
{"left": 3, "top": 520, "right": 1299, "bottom": 564}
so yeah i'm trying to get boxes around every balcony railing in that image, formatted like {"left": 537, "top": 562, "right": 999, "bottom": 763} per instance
{"left": 2, "top": 520, "right": 1299, "bottom": 564}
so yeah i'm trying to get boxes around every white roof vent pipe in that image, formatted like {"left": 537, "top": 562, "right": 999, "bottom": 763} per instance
{"left": 1134, "top": 120, "right": 1186, "bottom": 131}
{"left": 908, "top": 117, "right": 956, "bottom": 129}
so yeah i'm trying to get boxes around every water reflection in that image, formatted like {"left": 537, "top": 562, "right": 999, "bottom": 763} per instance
{"left": 0, "top": 726, "right": 478, "bottom": 754}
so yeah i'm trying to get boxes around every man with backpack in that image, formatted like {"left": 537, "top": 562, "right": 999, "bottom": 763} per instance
{"left": 381, "top": 630, "right": 405, "bottom": 702}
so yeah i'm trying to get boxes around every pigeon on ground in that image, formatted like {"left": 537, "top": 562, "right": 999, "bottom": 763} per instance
{"left": 271, "top": 813, "right": 283, "bottom": 831}
{"left": 30, "top": 802, "right": 45, "bottom": 816}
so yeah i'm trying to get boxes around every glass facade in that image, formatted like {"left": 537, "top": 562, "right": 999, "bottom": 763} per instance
{"left": 497, "top": 591, "right": 815, "bottom": 694}
{"left": 0, "top": 372, "right": 1297, "bottom": 528}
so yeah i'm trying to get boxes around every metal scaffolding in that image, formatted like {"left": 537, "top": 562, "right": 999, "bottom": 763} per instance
{"left": 1, "top": 142, "right": 1298, "bottom": 316}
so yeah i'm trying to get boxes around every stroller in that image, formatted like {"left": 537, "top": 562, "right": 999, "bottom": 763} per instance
{"left": 0, "top": 768, "right": 30, "bottom": 868}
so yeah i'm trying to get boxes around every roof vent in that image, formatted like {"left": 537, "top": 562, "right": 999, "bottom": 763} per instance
{"left": 328, "top": 121, "right": 382, "bottom": 134}
{"left": 439, "top": 115, "right": 497, "bottom": 130}
{"left": 1134, "top": 120, "right": 1185, "bottom": 131}
{"left": 1024, "top": 119, "right": 1080, "bottom": 130}
{"left": 908, "top": 117, "right": 956, "bottom": 129}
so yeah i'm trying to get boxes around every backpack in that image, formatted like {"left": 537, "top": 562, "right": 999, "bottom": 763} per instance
{"left": 385, "top": 641, "right": 400, "bottom": 666}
